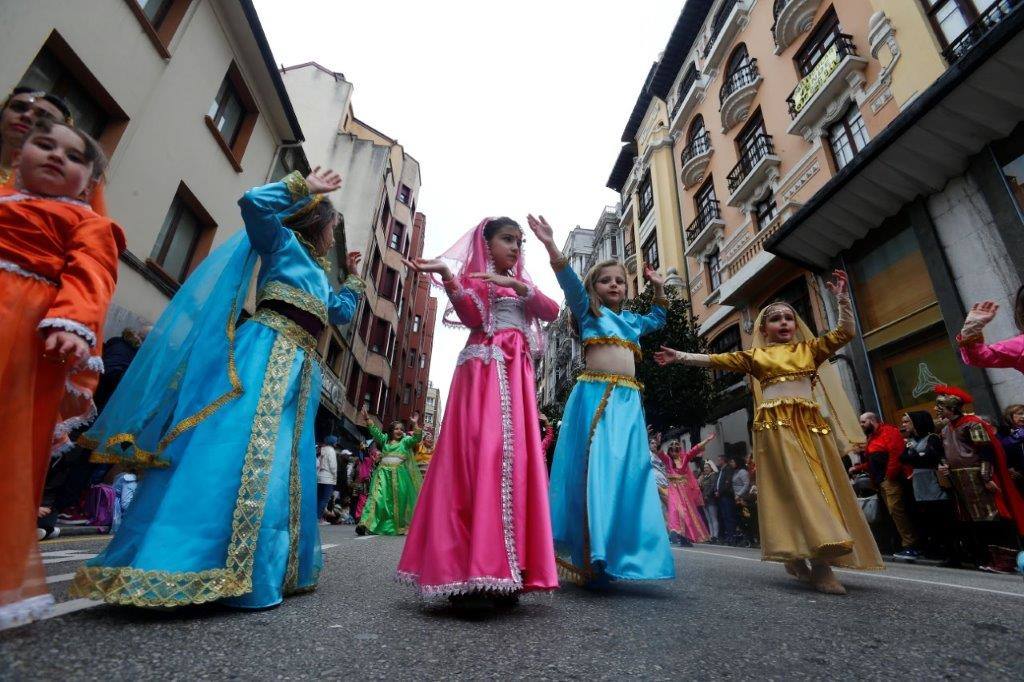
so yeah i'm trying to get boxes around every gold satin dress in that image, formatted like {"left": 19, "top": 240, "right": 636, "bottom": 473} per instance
{"left": 710, "top": 330, "right": 883, "bottom": 570}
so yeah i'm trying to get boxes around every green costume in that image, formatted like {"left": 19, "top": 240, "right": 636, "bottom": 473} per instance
{"left": 358, "top": 424, "right": 424, "bottom": 535}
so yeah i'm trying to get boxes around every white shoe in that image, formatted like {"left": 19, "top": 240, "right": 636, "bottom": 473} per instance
{"left": 45, "top": 527, "right": 61, "bottom": 540}
{"left": 37, "top": 528, "right": 46, "bottom": 541}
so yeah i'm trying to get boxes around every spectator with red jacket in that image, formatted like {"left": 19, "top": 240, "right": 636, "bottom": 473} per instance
{"left": 850, "top": 412, "right": 918, "bottom": 559}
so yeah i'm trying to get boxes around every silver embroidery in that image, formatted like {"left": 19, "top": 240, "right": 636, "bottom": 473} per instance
{"left": 38, "top": 317, "right": 97, "bottom": 347}
{"left": 394, "top": 571, "right": 527, "bottom": 597}
{"left": 0, "top": 258, "right": 58, "bottom": 287}
{"left": 440, "top": 341, "right": 521, "bottom": 591}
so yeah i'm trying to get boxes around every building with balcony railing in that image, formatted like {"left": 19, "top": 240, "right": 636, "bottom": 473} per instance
{"left": 279, "top": 62, "right": 427, "bottom": 444}
{"left": 768, "top": 0, "right": 1024, "bottom": 422}
{"left": 604, "top": 0, "right": 961, "bottom": 456}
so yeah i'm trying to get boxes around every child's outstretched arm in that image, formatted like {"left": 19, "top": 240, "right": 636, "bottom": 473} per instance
{"left": 403, "top": 257, "right": 484, "bottom": 328}
{"left": 654, "top": 345, "right": 753, "bottom": 375}
{"left": 527, "top": 214, "right": 589, "bottom": 321}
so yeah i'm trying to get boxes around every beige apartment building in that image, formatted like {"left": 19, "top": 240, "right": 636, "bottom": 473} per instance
{"left": 280, "top": 62, "right": 432, "bottom": 439}
{"left": 1, "top": 0, "right": 307, "bottom": 337}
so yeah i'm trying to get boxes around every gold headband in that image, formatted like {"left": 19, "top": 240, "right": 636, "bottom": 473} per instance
{"left": 763, "top": 302, "right": 794, "bottom": 319}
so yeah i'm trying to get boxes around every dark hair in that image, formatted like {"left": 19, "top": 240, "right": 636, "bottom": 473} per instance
{"left": 905, "top": 410, "right": 936, "bottom": 437}
{"left": 387, "top": 420, "right": 406, "bottom": 440}
{"left": 483, "top": 217, "right": 521, "bottom": 241}
{"left": 25, "top": 118, "right": 107, "bottom": 180}
{"left": 5, "top": 87, "right": 73, "bottom": 122}
{"left": 1014, "top": 285, "right": 1024, "bottom": 333}
{"left": 284, "top": 199, "right": 339, "bottom": 256}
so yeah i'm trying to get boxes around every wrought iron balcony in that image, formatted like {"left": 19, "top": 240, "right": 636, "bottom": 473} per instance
{"left": 787, "top": 33, "right": 857, "bottom": 117}
{"left": 682, "top": 130, "right": 712, "bottom": 165}
{"left": 943, "top": 0, "right": 1021, "bottom": 63}
{"left": 727, "top": 134, "right": 775, "bottom": 193}
{"left": 703, "top": 0, "right": 739, "bottom": 58}
{"left": 719, "top": 59, "right": 759, "bottom": 103}
{"left": 624, "top": 241, "right": 636, "bottom": 259}
{"left": 671, "top": 66, "right": 700, "bottom": 121}
{"left": 686, "top": 199, "right": 722, "bottom": 244}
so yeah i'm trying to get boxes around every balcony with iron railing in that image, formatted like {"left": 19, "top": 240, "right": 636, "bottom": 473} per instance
{"left": 718, "top": 58, "right": 762, "bottom": 131}
{"left": 680, "top": 130, "right": 713, "bottom": 189}
{"left": 669, "top": 65, "right": 708, "bottom": 133}
{"left": 943, "top": 0, "right": 1022, "bottom": 63}
{"left": 685, "top": 199, "right": 725, "bottom": 256}
{"left": 702, "top": 0, "right": 753, "bottom": 75}
{"left": 726, "top": 133, "right": 781, "bottom": 207}
{"left": 771, "top": 0, "right": 823, "bottom": 53}
{"left": 785, "top": 33, "right": 868, "bottom": 135}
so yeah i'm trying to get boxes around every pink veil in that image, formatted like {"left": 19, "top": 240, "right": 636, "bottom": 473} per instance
{"left": 430, "top": 217, "right": 546, "bottom": 355}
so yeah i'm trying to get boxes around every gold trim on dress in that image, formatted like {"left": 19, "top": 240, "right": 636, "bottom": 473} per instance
{"left": 583, "top": 336, "right": 642, "bottom": 361}
{"left": 71, "top": 336, "right": 299, "bottom": 606}
{"left": 253, "top": 308, "right": 319, "bottom": 355}
{"left": 281, "top": 170, "right": 310, "bottom": 201}
{"left": 758, "top": 370, "right": 818, "bottom": 387}
{"left": 257, "top": 280, "right": 328, "bottom": 324}
{"left": 576, "top": 370, "right": 643, "bottom": 392}
{"left": 284, "top": 356, "right": 315, "bottom": 594}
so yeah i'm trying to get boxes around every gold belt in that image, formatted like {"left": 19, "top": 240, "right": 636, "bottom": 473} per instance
{"left": 576, "top": 370, "right": 643, "bottom": 392}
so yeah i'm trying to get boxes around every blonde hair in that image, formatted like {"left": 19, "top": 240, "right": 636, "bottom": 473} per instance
{"left": 583, "top": 259, "right": 627, "bottom": 316}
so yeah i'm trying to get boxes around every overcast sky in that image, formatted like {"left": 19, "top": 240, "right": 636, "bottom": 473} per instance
{"left": 254, "top": 0, "right": 683, "bottom": 415}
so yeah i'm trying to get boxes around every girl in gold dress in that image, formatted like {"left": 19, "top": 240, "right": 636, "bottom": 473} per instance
{"left": 654, "top": 270, "right": 882, "bottom": 594}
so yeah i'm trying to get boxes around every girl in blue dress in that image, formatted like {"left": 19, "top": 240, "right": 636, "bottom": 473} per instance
{"left": 528, "top": 215, "right": 675, "bottom": 585}
{"left": 71, "top": 168, "right": 363, "bottom": 609}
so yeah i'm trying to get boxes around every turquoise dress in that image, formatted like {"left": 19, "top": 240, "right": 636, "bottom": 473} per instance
{"left": 71, "top": 173, "right": 361, "bottom": 608}
{"left": 548, "top": 265, "right": 675, "bottom": 584}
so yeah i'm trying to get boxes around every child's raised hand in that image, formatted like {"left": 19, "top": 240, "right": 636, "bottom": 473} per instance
{"left": 653, "top": 345, "right": 682, "bottom": 366}
{"left": 305, "top": 166, "right": 342, "bottom": 194}
{"left": 526, "top": 214, "right": 555, "bottom": 245}
{"left": 824, "top": 269, "right": 848, "bottom": 297}
{"left": 965, "top": 301, "right": 999, "bottom": 327}
{"left": 346, "top": 251, "right": 362, "bottom": 274}
{"left": 43, "top": 330, "right": 90, "bottom": 367}
{"left": 468, "top": 272, "right": 519, "bottom": 289}
{"left": 643, "top": 263, "right": 665, "bottom": 286}
{"left": 402, "top": 257, "right": 453, "bottom": 281}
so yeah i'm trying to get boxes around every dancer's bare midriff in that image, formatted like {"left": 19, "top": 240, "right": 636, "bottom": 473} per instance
{"left": 584, "top": 344, "right": 635, "bottom": 377}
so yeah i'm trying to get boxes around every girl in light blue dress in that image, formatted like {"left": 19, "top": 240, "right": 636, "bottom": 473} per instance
{"left": 72, "top": 168, "right": 363, "bottom": 609}
{"left": 528, "top": 215, "right": 674, "bottom": 585}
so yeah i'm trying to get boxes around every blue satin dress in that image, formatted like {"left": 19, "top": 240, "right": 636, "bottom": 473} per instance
{"left": 548, "top": 265, "right": 675, "bottom": 584}
{"left": 71, "top": 174, "right": 361, "bottom": 608}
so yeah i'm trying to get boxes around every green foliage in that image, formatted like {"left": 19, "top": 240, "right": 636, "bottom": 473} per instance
{"left": 626, "top": 287, "right": 718, "bottom": 432}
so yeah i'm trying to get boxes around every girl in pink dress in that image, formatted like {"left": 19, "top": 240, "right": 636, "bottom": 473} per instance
{"left": 397, "top": 217, "right": 560, "bottom": 604}
{"left": 659, "top": 435, "right": 715, "bottom": 545}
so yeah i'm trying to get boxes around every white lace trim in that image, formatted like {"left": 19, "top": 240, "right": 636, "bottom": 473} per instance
{"left": 0, "top": 258, "right": 58, "bottom": 287}
{"left": 0, "top": 191, "right": 91, "bottom": 209}
{"left": 0, "top": 594, "right": 54, "bottom": 630}
{"left": 456, "top": 344, "right": 501, "bottom": 367}
{"left": 394, "top": 571, "right": 523, "bottom": 598}
{"left": 466, "top": 289, "right": 487, "bottom": 330}
{"left": 38, "top": 317, "right": 96, "bottom": 348}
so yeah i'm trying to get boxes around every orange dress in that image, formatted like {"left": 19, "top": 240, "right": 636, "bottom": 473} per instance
{"left": 0, "top": 186, "right": 123, "bottom": 627}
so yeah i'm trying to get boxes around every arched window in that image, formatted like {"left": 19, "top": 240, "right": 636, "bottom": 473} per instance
{"left": 720, "top": 44, "right": 758, "bottom": 102}
{"left": 683, "top": 115, "right": 710, "bottom": 163}
{"left": 687, "top": 115, "right": 707, "bottom": 146}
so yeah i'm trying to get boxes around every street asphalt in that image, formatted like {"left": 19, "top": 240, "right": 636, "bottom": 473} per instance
{"left": 2, "top": 526, "right": 1023, "bottom": 680}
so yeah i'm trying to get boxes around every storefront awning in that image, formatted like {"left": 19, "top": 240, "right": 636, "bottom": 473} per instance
{"left": 767, "top": 7, "right": 1024, "bottom": 269}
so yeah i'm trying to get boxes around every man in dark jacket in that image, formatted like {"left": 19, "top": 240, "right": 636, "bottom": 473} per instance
{"left": 714, "top": 454, "right": 738, "bottom": 544}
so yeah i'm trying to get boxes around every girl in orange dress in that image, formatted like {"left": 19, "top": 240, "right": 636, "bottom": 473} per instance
{"left": 0, "top": 118, "right": 123, "bottom": 628}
